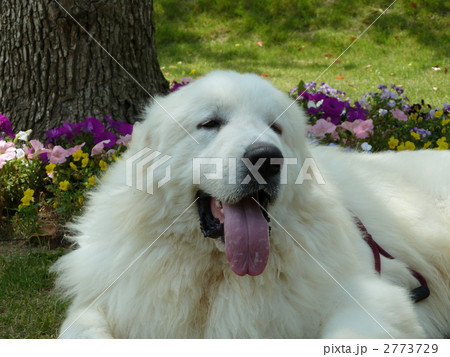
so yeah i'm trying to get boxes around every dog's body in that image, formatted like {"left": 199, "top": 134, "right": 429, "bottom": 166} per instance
{"left": 53, "top": 71, "right": 450, "bottom": 338}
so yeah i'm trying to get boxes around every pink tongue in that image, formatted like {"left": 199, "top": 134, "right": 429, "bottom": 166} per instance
{"left": 222, "top": 197, "right": 270, "bottom": 276}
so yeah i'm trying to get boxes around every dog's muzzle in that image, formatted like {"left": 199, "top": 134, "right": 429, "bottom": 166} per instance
{"left": 196, "top": 142, "right": 283, "bottom": 277}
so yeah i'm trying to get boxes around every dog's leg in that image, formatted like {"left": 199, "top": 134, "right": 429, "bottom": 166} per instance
{"left": 58, "top": 306, "right": 113, "bottom": 339}
{"left": 320, "top": 278, "right": 425, "bottom": 339}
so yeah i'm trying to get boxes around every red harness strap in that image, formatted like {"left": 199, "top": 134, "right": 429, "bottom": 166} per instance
{"left": 355, "top": 217, "right": 430, "bottom": 303}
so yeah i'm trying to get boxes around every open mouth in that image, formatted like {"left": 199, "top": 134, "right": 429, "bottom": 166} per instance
{"left": 196, "top": 190, "right": 272, "bottom": 276}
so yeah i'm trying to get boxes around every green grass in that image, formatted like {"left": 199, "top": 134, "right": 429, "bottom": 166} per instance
{"left": 0, "top": 245, "right": 67, "bottom": 338}
{"left": 155, "top": 0, "right": 449, "bottom": 105}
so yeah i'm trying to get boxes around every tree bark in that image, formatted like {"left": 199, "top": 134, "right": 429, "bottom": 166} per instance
{"left": 0, "top": 0, "right": 169, "bottom": 140}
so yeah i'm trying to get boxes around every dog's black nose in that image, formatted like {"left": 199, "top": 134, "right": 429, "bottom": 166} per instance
{"left": 243, "top": 142, "right": 283, "bottom": 180}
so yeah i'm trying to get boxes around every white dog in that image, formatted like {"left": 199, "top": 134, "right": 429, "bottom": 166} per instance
{"left": 53, "top": 71, "right": 450, "bottom": 338}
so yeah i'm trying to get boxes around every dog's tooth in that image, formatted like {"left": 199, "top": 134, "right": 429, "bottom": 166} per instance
{"left": 216, "top": 200, "right": 224, "bottom": 213}
{"left": 215, "top": 199, "right": 222, "bottom": 209}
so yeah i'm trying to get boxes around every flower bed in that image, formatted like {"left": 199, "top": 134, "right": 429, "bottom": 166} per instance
{"left": 291, "top": 81, "right": 449, "bottom": 152}
{"left": 0, "top": 114, "right": 132, "bottom": 244}
{"left": 1, "top": 78, "right": 448, "bottom": 243}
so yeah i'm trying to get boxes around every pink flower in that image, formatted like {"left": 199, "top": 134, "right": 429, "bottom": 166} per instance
{"left": 391, "top": 108, "right": 408, "bottom": 121}
{"left": 180, "top": 77, "right": 194, "bottom": 84}
{"left": 117, "top": 134, "right": 132, "bottom": 146}
{"left": 28, "top": 139, "right": 45, "bottom": 159}
{"left": 91, "top": 140, "right": 110, "bottom": 156}
{"left": 339, "top": 121, "right": 356, "bottom": 132}
{"left": 307, "top": 119, "right": 337, "bottom": 138}
{"left": 47, "top": 145, "right": 71, "bottom": 164}
{"left": 66, "top": 143, "right": 85, "bottom": 155}
{"left": 0, "top": 140, "right": 16, "bottom": 168}
{"left": 353, "top": 119, "right": 374, "bottom": 139}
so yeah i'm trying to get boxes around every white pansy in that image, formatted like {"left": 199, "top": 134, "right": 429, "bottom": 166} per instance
{"left": 15, "top": 148, "right": 25, "bottom": 159}
{"left": 16, "top": 129, "right": 32, "bottom": 142}
{"left": 361, "top": 142, "right": 372, "bottom": 152}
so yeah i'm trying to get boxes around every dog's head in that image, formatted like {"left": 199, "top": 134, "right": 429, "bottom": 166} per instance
{"left": 128, "top": 71, "right": 309, "bottom": 276}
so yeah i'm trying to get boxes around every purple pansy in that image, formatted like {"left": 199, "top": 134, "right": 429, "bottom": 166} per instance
{"left": 46, "top": 121, "right": 84, "bottom": 143}
{"left": 306, "top": 106, "right": 320, "bottom": 116}
{"left": 46, "top": 127, "right": 66, "bottom": 142}
{"left": 427, "top": 109, "right": 437, "bottom": 119}
{"left": 412, "top": 127, "right": 431, "bottom": 138}
{"left": 170, "top": 77, "right": 194, "bottom": 92}
{"left": 106, "top": 115, "right": 133, "bottom": 136}
{"left": 402, "top": 103, "right": 411, "bottom": 112}
{"left": 347, "top": 102, "right": 368, "bottom": 122}
{"left": 380, "top": 90, "right": 397, "bottom": 100}
{"left": 82, "top": 117, "right": 105, "bottom": 136}
{"left": 319, "top": 82, "right": 346, "bottom": 98}
{"left": 303, "top": 81, "right": 317, "bottom": 91}
{"left": 299, "top": 91, "right": 327, "bottom": 102}
{"left": 0, "top": 113, "right": 15, "bottom": 138}
{"left": 387, "top": 100, "right": 396, "bottom": 108}
{"left": 94, "top": 130, "right": 117, "bottom": 148}
{"left": 321, "top": 97, "right": 346, "bottom": 124}
{"left": 170, "top": 81, "right": 184, "bottom": 92}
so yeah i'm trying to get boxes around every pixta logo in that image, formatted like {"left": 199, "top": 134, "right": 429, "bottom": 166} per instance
{"left": 126, "top": 148, "right": 171, "bottom": 194}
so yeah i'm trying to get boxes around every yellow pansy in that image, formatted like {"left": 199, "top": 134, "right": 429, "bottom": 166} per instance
{"left": 20, "top": 189, "right": 35, "bottom": 206}
{"left": 45, "top": 163, "right": 56, "bottom": 174}
{"left": 23, "top": 188, "right": 34, "bottom": 198}
{"left": 72, "top": 149, "right": 83, "bottom": 162}
{"left": 87, "top": 176, "right": 96, "bottom": 186}
{"left": 423, "top": 141, "right": 432, "bottom": 149}
{"left": 442, "top": 118, "right": 450, "bottom": 126}
{"left": 397, "top": 142, "right": 405, "bottom": 151}
{"left": 410, "top": 132, "right": 420, "bottom": 140}
{"left": 78, "top": 197, "right": 84, "bottom": 205}
{"left": 404, "top": 141, "right": 415, "bottom": 151}
{"left": 435, "top": 137, "right": 448, "bottom": 150}
{"left": 434, "top": 109, "right": 443, "bottom": 118}
{"left": 70, "top": 162, "right": 78, "bottom": 171}
{"left": 388, "top": 137, "right": 399, "bottom": 149}
{"left": 99, "top": 160, "right": 107, "bottom": 171}
{"left": 81, "top": 157, "right": 89, "bottom": 168}
{"left": 59, "top": 180, "right": 70, "bottom": 191}
{"left": 409, "top": 113, "right": 418, "bottom": 120}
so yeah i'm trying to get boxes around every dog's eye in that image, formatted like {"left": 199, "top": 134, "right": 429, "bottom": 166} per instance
{"left": 197, "top": 119, "right": 222, "bottom": 130}
{"left": 270, "top": 123, "right": 283, "bottom": 135}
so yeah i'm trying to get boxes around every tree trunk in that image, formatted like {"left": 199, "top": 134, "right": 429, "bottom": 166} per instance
{"left": 0, "top": 0, "right": 169, "bottom": 140}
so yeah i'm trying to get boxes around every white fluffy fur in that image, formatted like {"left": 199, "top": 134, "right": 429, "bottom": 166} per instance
{"left": 53, "top": 71, "right": 450, "bottom": 338}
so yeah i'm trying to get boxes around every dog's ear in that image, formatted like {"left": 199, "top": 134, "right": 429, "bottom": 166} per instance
{"left": 128, "top": 100, "right": 161, "bottom": 152}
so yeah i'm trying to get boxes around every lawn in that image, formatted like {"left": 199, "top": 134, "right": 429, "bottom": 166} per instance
{"left": 0, "top": 245, "right": 67, "bottom": 338}
{"left": 1, "top": 0, "right": 449, "bottom": 339}
{"left": 155, "top": 0, "right": 449, "bottom": 105}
